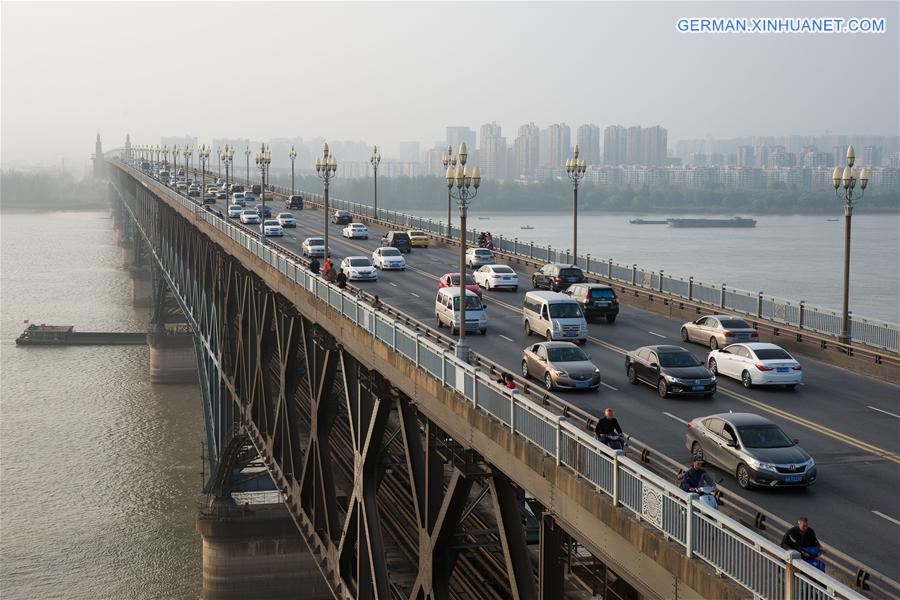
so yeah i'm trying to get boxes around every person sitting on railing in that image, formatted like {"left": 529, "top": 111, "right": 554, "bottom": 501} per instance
{"left": 336, "top": 270, "right": 348, "bottom": 290}
{"left": 370, "top": 295, "right": 384, "bottom": 310}
{"left": 781, "top": 517, "right": 825, "bottom": 571}
{"left": 495, "top": 373, "right": 516, "bottom": 390}
{"left": 309, "top": 257, "right": 321, "bottom": 275}
{"left": 595, "top": 408, "right": 625, "bottom": 450}
{"left": 354, "top": 290, "right": 365, "bottom": 302}
{"left": 680, "top": 457, "right": 709, "bottom": 492}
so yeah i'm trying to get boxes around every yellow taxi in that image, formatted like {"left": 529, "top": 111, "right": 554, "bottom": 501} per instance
{"left": 407, "top": 230, "right": 430, "bottom": 248}
{"left": 176, "top": 181, "right": 187, "bottom": 191}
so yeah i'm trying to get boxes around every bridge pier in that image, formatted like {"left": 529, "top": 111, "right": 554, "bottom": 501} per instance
{"left": 147, "top": 330, "right": 197, "bottom": 383}
{"left": 197, "top": 500, "right": 331, "bottom": 600}
{"left": 130, "top": 267, "right": 152, "bottom": 307}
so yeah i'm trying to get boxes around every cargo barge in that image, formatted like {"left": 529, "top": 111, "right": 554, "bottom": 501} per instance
{"left": 15, "top": 324, "right": 147, "bottom": 346}
{"left": 667, "top": 217, "right": 756, "bottom": 228}
{"left": 629, "top": 219, "right": 669, "bottom": 225}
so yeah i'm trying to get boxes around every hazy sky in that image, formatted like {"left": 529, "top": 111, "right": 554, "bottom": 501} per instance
{"left": 2, "top": 1, "right": 898, "bottom": 170}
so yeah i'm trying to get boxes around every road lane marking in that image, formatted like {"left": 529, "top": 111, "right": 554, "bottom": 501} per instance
{"left": 410, "top": 292, "right": 420, "bottom": 298}
{"left": 648, "top": 331, "right": 667, "bottom": 339}
{"left": 868, "top": 406, "right": 900, "bottom": 419}
{"left": 872, "top": 511, "right": 900, "bottom": 526}
{"left": 600, "top": 382, "right": 618, "bottom": 391}
{"left": 389, "top": 282, "right": 398, "bottom": 287}
{"left": 269, "top": 219, "right": 900, "bottom": 465}
{"left": 499, "top": 334, "right": 514, "bottom": 342}
{"left": 663, "top": 412, "right": 689, "bottom": 425}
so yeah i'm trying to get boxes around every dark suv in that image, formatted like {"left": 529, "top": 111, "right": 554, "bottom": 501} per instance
{"left": 532, "top": 263, "right": 586, "bottom": 292}
{"left": 381, "top": 231, "right": 412, "bottom": 253}
{"left": 331, "top": 210, "right": 352, "bottom": 224}
{"left": 286, "top": 194, "right": 304, "bottom": 210}
{"left": 564, "top": 283, "right": 619, "bottom": 323}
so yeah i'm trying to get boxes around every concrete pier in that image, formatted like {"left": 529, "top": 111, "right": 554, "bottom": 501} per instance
{"left": 130, "top": 267, "right": 152, "bottom": 307}
{"left": 147, "top": 331, "right": 197, "bottom": 383}
{"left": 197, "top": 501, "right": 331, "bottom": 600}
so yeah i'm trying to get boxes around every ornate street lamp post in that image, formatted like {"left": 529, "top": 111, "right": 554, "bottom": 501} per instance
{"left": 832, "top": 145, "right": 868, "bottom": 345}
{"left": 315, "top": 144, "right": 338, "bottom": 260}
{"left": 257, "top": 144, "right": 272, "bottom": 245}
{"left": 172, "top": 144, "right": 179, "bottom": 179}
{"left": 183, "top": 146, "right": 192, "bottom": 181}
{"left": 370, "top": 145, "right": 381, "bottom": 219}
{"left": 441, "top": 145, "right": 457, "bottom": 238}
{"left": 199, "top": 145, "right": 210, "bottom": 202}
{"left": 289, "top": 146, "right": 297, "bottom": 196}
{"left": 222, "top": 145, "right": 234, "bottom": 190}
{"left": 245, "top": 147, "right": 251, "bottom": 188}
{"left": 445, "top": 142, "right": 480, "bottom": 362}
{"left": 565, "top": 145, "right": 587, "bottom": 260}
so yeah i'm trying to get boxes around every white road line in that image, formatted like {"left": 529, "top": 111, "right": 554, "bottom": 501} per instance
{"left": 600, "top": 382, "right": 618, "bottom": 391}
{"left": 872, "top": 511, "right": 900, "bottom": 526}
{"left": 648, "top": 331, "right": 667, "bottom": 339}
{"left": 663, "top": 411, "right": 688, "bottom": 425}
{"left": 499, "top": 334, "right": 514, "bottom": 342}
{"left": 410, "top": 292, "right": 420, "bottom": 298}
{"left": 868, "top": 405, "right": 900, "bottom": 419}
{"left": 389, "top": 282, "right": 398, "bottom": 287}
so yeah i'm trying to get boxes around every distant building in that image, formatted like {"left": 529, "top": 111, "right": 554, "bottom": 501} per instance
{"left": 737, "top": 145, "right": 755, "bottom": 167}
{"left": 547, "top": 123, "right": 571, "bottom": 171}
{"left": 863, "top": 145, "right": 883, "bottom": 167}
{"left": 397, "top": 141, "right": 421, "bottom": 163}
{"left": 625, "top": 126, "right": 642, "bottom": 165}
{"left": 479, "top": 121, "right": 507, "bottom": 180}
{"left": 93, "top": 134, "right": 103, "bottom": 177}
{"left": 425, "top": 145, "right": 447, "bottom": 177}
{"left": 161, "top": 135, "right": 199, "bottom": 150}
{"left": 514, "top": 122, "right": 540, "bottom": 180}
{"left": 446, "top": 126, "right": 476, "bottom": 155}
{"left": 575, "top": 124, "right": 601, "bottom": 165}
{"left": 640, "top": 126, "right": 667, "bottom": 166}
{"left": 603, "top": 125, "right": 627, "bottom": 165}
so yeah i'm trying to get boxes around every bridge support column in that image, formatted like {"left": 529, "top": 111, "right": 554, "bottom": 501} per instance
{"left": 130, "top": 267, "right": 152, "bottom": 307}
{"left": 197, "top": 501, "right": 331, "bottom": 600}
{"left": 147, "top": 330, "right": 197, "bottom": 383}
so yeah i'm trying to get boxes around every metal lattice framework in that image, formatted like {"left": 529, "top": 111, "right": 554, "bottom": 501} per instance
{"left": 109, "top": 169, "right": 573, "bottom": 599}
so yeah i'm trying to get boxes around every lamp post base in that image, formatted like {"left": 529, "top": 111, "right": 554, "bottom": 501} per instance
{"left": 455, "top": 339, "right": 470, "bottom": 363}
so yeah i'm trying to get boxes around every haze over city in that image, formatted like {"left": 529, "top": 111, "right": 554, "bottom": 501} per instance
{"left": 2, "top": 1, "right": 898, "bottom": 173}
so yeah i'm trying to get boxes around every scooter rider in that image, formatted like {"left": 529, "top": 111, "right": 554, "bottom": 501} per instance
{"left": 681, "top": 458, "right": 709, "bottom": 492}
{"left": 781, "top": 517, "right": 825, "bottom": 571}
{"left": 595, "top": 408, "right": 625, "bottom": 450}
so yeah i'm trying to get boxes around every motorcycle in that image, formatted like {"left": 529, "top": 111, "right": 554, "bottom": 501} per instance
{"left": 692, "top": 475, "right": 723, "bottom": 510}
{"left": 597, "top": 433, "right": 627, "bottom": 452}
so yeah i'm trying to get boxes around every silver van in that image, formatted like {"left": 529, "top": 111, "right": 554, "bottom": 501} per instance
{"left": 522, "top": 291, "right": 587, "bottom": 344}
{"left": 435, "top": 287, "right": 487, "bottom": 335}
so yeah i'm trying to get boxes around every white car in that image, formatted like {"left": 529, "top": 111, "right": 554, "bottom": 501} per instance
{"left": 240, "top": 209, "right": 260, "bottom": 224}
{"left": 342, "top": 222, "right": 369, "bottom": 239}
{"left": 227, "top": 204, "right": 243, "bottom": 218}
{"left": 302, "top": 237, "right": 327, "bottom": 258}
{"left": 276, "top": 212, "right": 297, "bottom": 228}
{"left": 372, "top": 247, "right": 406, "bottom": 270}
{"left": 232, "top": 192, "right": 246, "bottom": 205}
{"left": 707, "top": 343, "right": 802, "bottom": 389}
{"left": 465, "top": 247, "right": 494, "bottom": 268}
{"left": 341, "top": 256, "right": 378, "bottom": 281}
{"left": 263, "top": 219, "right": 284, "bottom": 237}
{"left": 473, "top": 264, "right": 519, "bottom": 291}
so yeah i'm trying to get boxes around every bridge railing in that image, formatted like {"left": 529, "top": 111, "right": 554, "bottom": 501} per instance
{"left": 119, "top": 162, "right": 868, "bottom": 600}
{"left": 276, "top": 183, "right": 898, "bottom": 354}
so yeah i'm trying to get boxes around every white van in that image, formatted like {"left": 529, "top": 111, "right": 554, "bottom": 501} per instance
{"left": 435, "top": 287, "right": 487, "bottom": 335}
{"left": 523, "top": 291, "right": 587, "bottom": 344}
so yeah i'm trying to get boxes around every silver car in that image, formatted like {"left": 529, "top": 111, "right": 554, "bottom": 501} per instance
{"left": 685, "top": 412, "right": 816, "bottom": 489}
{"left": 465, "top": 248, "right": 494, "bottom": 268}
{"left": 681, "top": 315, "right": 759, "bottom": 350}
{"left": 521, "top": 341, "right": 601, "bottom": 391}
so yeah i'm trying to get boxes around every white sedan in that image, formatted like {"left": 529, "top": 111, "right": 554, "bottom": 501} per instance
{"left": 707, "top": 342, "right": 802, "bottom": 389}
{"left": 240, "top": 209, "right": 260, "bottom": 224}
{"left": 302, "top": 237, "right": 327, "bottom": 258}
{"left": 227, "top": 204, "right": 243, "bottom": 218}
{"left": 263, "top": 219, "right": 284, "bottom": 237}
{"left": 276, "top": 212, "right": 297, "bottom": 228}
{"left": 341, "top": 256, "right": 378, "bottom": 281}
{"left": 372, "top": 247, "right": 406, "bottom": 270}
{"left": 342, "top": 223, "right": 369, "bottom": 239}
{"left": 473, "top": 264, "right": 518, "bottom": 291}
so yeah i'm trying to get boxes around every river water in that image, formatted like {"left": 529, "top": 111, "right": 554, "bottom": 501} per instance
{"left": 0, "top": 210, "right": 202, "bottom": 599}
{"left": 413, "top": 211, "right": 900, "bottom": 323}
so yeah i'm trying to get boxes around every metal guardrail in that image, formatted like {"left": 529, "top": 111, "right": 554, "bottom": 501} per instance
{"left": 119, "top": 161, "right": 869, "bottom": 600}
{"left": 258, "top": 180, "right": 898, "bottom": 354}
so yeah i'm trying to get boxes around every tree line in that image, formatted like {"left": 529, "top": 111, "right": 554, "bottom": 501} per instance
{"left": 1, "top": 169, "right": 109, "bottom": 212}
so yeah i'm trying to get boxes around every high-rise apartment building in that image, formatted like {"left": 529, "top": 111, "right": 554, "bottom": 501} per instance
{"left": 479, "top": 121, "right": 507, "bottom": 180}
{"left": 514, "top": 122, "right": 540, "bottom": 180}
{"left": 547, "top": 123, "right": 571, "bottom": 170}
{"left": 640, "top": 126, "right": 667, "bottom": 166}
{"left": 863, "top": 145, "right": 883, "bottom": 167}
{"left": 397, "top": 141, "right": 421, "bottom": 164}
{"left": 576, "top": 124, "right": 601, "bottom": 165}
{"left": 603, "top": 125, "right": 627, "bottom": 165}
{"left": 737, "top": 145, "right": 755, "bottom": 167}
{"left": 625, "top": 126, "right": 643, "bottom": 165}
{"left": 446, "top": 126, "right": 476, "bottom": 155}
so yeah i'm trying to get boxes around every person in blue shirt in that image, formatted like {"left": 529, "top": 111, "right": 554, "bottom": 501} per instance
{"left": 681, "top": 457, "right": 709, "bottom": 492}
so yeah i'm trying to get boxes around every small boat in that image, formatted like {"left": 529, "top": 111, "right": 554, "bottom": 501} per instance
{"left": 629, "top": 219, "right": 668, "bottom": 225}
{"left": 520, "top": 225, "right": 535, "bottom": 230}
{"left": 826, "top": 218, "right": 839, "bottom": 222}
{"left": 477, "top": 217, "right": 490, "bottom": 220}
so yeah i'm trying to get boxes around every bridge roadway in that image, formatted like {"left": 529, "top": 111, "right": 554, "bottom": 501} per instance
{"left": 196, "top": 190, "right": 899, "bottom": 579}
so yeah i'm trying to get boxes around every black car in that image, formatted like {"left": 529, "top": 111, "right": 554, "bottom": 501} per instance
{"left": 381, "top": 231, "right": 412, "bottom": 253}
{"left": 564, "top": 283, "right": 619, "bottom": 323}
{"left": 331, "top": 210, "right": 352, "bottom": 225}
{"left": 251, "top": 184, "right": 262, "bottom": 197}
{"left": 287, "top": 194, "right": 304, "bottom": 210}
{"left": 625, "top": 345, "right": 716, "bottom": 398}
{"left": 532, "top": 263, "right": 586, "bottom": 292}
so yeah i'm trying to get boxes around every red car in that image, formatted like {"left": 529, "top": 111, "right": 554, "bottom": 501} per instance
{"left": 438, "top": 273, "right": 483, "bottom": 299}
